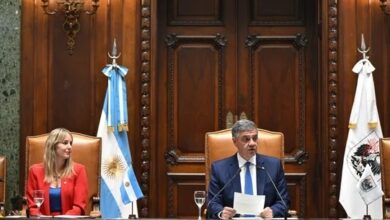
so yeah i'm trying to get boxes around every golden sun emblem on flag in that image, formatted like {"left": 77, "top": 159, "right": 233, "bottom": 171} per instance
{"left": 102, "top": 154, "right": 126, "bottom": 180}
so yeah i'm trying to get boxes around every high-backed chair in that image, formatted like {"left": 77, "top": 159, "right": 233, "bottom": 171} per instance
{"left": 0, "top": 156, "right": 6, "bottom": 212}
{"left": 25, "top": 132, "right": 101, "bottom": 216}
{"left": 205, "top": 128, "right": 284, "bottom": 191}
{"left": 380, "top": 138, "right": 390, "bottom": 218}
{"left": 205, "top": 128, "right": 297, "bottom": 217}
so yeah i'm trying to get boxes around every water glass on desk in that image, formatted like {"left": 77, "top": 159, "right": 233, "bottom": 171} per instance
{"left": 194, "top": 190, "right": 206, "bottom": 220}
{"left": 33, "top": 190, "right": 44, "bottom": 217}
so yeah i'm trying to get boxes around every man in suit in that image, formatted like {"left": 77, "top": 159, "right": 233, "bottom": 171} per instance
{"left": 207, "top": 119, "right": 290, "bottom": 219}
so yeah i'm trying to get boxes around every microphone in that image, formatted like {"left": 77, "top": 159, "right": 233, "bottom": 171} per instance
{"left": 259, "top": 165, "right": 288, "bottom": 220}
{"left": 207, "top": 163, "right": 245, "bottom": 211}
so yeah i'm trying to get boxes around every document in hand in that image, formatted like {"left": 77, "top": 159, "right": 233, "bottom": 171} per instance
{"left": 233, "top": 192, "right": 265, "bottom": 215}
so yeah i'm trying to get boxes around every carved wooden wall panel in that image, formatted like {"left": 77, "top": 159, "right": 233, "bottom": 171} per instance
{"left": 246, "top": 35, "right": 307, "bottom": 159}
{"left": 22, "top": 0, "right": 390, "bottom": 217}
{"left": 249, "top": 0, "right": 305, "bottom": 25}
{"left": 286, "top": 174, "right": 306, "bottom": 217}
{"left": 236, "top": 0, "right": 317, "bottom": 216}
{"left": 156, "top": 0, "right": 316, "bottom": 218}
{"left": 167, "top": 175, "right": 205, "bottom": 217}
{"left": 167, "top": 0, "right": 223, "bottom": 25}
{"left": 166, "top": 35, "right": 226, "bottom": 156}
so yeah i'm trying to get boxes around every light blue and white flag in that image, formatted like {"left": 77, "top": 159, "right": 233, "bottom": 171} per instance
{"left": 97, "top": 62, "right": 143, "bottom": 218}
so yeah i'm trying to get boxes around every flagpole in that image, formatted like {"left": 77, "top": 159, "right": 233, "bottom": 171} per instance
{"left": 128, "top": 202, "right": 136, "bottom": 219}
{"left": 363, "top": 204, "right": 371, "bottom": 220}
{"left": 109, "top": 39, "right": 137, "bottom": 219}
{"left": 339, "top": 32, "right": 384, "bottom": 219}
{"left": 98, "top": 39, "right": 144, "bottom": 218}
{"left": 359, "top": 33, "right": 373, "bottom": 220}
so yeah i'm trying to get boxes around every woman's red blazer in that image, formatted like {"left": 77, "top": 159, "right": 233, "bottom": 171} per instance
{"left": 26, "top": 162, "right": 88, "bottom": 216}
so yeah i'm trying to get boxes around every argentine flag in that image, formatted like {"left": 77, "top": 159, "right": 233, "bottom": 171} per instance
{"left": 97, "top": 63, "right": 143, "bottom": 218}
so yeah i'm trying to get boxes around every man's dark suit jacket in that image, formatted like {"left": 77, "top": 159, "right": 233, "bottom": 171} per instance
{"left": 207, "top": 153, "right": 290, "bottom": 219}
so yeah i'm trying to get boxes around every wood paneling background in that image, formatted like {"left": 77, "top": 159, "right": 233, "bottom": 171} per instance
{"left": 20, "top": 0, "right": 390, "bottom": 218}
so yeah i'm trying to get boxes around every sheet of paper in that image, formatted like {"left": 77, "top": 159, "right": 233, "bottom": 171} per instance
{"left": 232, "top": 217, "right": 262, "bottom": 220}
{"left": 233, "top": 192, "right": 265, "bottom": 215}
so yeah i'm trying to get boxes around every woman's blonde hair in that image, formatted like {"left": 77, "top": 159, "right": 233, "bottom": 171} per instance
{"left": 43, "top": 128, "right": 74, "bottom": 183}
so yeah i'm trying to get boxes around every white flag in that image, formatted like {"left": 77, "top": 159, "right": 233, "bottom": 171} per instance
{"left": 357, "top": 164, "right": 384, "bottom": 205}
{"left": 339, "top": 58, "right": 383, "bottom": 218}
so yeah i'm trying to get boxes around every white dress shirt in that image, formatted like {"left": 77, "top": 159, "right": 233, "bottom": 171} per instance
{"left": 237, "top": 154, "right": 257, "bottom": 195}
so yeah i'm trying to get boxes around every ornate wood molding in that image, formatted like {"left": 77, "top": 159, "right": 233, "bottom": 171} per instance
{"left": 245, "top": 33, "right": 308, "bottom": 49}
{"left": 167, "top": 178, "right": 175, "bottom": 218}
{"left": 140, "top": 0, "right": 151, "bottom": 217}
{"left": 165, "top": 149, "right": 205, "bottom": 165}
{"left": 327, "top": 0, "right": 338, "bottom": 218}
{"left": 284, "top": 149, "right": 309, "bottom": 165}
{"left": 41, "top": 0, "right": 99, "bottom": 54}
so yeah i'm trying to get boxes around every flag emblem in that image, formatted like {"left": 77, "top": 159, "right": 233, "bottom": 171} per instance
{"left": 102, "top": 154, "right": 126, "bottom": 180}
{"left": 346, "top": 131, "right": 381, "bottom": 181}
{"left": 359, "top": 175, "right": 376, "bottom": 192}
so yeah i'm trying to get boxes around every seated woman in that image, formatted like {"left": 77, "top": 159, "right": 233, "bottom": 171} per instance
{"left": 26, "top": 128, "right": 88, "bottom": 216}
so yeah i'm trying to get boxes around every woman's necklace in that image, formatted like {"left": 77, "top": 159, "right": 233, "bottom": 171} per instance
{"left": 53, "top": 174, "right": 61, "bottom": 187}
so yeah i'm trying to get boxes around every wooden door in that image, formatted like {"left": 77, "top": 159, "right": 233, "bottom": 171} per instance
{"left": 156, "top": 0, "right": 320, "bottom": 217}
{"left": 237, "top": 0, "right": 319, "bottom": 217}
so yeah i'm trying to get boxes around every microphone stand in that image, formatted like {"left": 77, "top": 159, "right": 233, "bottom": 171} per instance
{"left": 207, "top": 164, "right": 244, "bottom": 218}
{"left": 260, "top": 166, "right": 288, "bottom": 220}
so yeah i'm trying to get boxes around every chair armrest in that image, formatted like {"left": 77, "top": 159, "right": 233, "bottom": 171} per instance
{"left": 0, "top": 202, "right": 5, "bottom": 217}
{"left": 288, "top": 209, "right": 298, "bottom": 218}
{"left": 384, "top": 197, "right": 390, "bottom": 219}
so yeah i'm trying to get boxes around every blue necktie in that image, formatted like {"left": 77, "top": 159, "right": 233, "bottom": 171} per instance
{"left": 244, "top": 162, "right": 253, "bottom": 195}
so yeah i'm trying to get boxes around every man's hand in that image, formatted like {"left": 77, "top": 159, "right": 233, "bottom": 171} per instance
{"left": 220, "top": 207, "right": 236, "bottom": 219}
{"left": 260, "top": 207, "right": 273, "bottom": 218}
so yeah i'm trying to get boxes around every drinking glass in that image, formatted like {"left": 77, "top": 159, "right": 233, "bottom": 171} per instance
{"left": 194, "top": 190, "right": 206, "bottom": 220}
{"left": 33, "top": 190, "right": 44, "bottom": 217}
